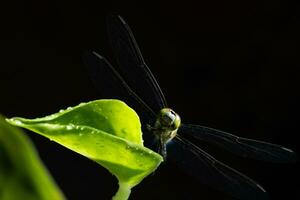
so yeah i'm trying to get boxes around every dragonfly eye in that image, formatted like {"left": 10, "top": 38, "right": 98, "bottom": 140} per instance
{"left": 159, "top": 108, "right": 181, "bottom": 130}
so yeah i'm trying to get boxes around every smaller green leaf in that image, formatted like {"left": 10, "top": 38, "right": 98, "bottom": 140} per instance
{"left": 0, "top": 114, "right": 65, "bottom": 200}
{"left": 7, "top": 99, "right": 162, "bottom": 199}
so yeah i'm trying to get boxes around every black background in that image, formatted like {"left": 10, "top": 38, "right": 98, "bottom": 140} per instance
{"left": 0, "top": 0, "right": 299, "bottom": 199}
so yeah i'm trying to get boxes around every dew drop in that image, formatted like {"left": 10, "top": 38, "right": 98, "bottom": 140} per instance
{"left": 59, "top": 109, "right": 64, "bottom": 113}
{"left": 13, "top": 119, "right": 22, "bottom": 125}
{"left": 66, "top": 124, "right": 74, "bottom": 130}
{"left": 75, "top": 125, "right": 80, "bottom": 129}
{"left": 67, "top": 107, "right": 72, "bottom": 110}
{"left": 90, "top": 131, "right": 94, "bottom": 134}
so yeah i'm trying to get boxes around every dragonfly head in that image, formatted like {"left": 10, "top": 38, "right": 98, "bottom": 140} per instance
{"left": 157, "top": 108, "right": 181, "bottom": 131}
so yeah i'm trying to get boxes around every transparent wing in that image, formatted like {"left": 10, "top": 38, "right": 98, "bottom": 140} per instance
{"left": 179, "top": 124, "right": 298, "bottom": 163}
{"left": 106, "top": 15, "right": 167, "bottom": 112}
{"left": 83, "top": 50, "right": 156, "bottom": 125}
{"left": 167, "top": 136, "right": 268, "bottom": 200}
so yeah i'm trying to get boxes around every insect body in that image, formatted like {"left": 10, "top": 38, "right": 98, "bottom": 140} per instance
{"left": 148, "top": 108, "right": 181, "bottom": 159}
{"left": 84, "top": 14, "right": 297, "bottom": 200}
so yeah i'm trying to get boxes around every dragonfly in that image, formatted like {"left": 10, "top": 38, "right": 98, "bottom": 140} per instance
{"left": 83, "top": 15, "right": 297, "bottom": 200}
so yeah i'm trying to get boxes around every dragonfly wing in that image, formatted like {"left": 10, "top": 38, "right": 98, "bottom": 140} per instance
{"left": 83, "top": 50, "right": 156, "bottom": 125}
{"left": 179, "top": 124, "right": 298, "bottom": 163}
{"left": 106, "top": 15, "right": 167, "bottom": 112}
{"left": 167, "top": 136, "right": 268, "bottom": 200}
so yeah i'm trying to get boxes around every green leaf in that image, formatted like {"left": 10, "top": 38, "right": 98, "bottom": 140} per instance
{"left": 0, "top": 114, "right": 65, "bottom": 200}
{"left": 7, "top": 99, "right": 163, "bottom": 199}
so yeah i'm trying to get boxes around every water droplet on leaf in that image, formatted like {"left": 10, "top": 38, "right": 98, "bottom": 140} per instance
{"left": 13, "top": 119, "right": 22, "bottom": 125}
{"left": 66, "top": 124, "right": 74, "bottom": 130}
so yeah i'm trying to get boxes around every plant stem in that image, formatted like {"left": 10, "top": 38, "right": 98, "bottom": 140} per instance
{"left": 112, "top": 182, "right": 132, "bottom": 200}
